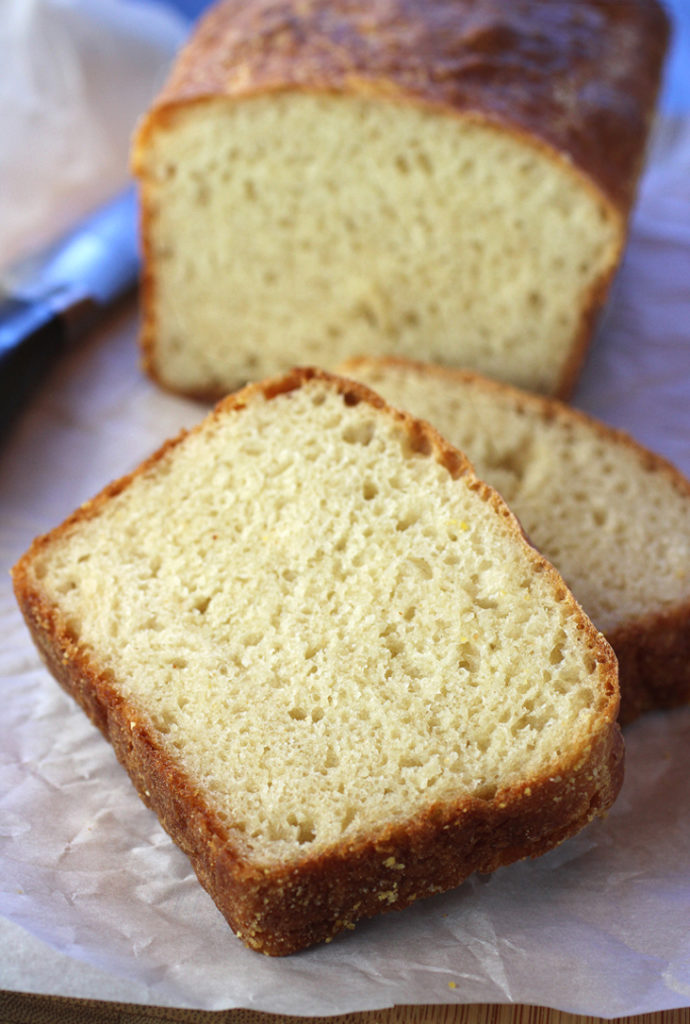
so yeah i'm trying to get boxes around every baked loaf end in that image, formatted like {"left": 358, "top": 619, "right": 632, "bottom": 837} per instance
{"left": 132, "top": 0, "right": 667, "bottom": 401}
{"left": 339, "top": 356, "right": 690, "bottom": 724}
{"left": 14, "top": 368, "right": 623, "bottom": 955}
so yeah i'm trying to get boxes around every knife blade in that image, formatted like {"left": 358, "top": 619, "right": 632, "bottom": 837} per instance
{"left": 0, "top": 188, "right": 140, "bottom": 438}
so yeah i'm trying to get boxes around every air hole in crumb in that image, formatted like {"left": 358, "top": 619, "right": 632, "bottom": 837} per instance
{"left": 342, "top": 420, "right": 375, "bottom": 445}
{"left": 403, "top": 428, "right": 433, "bottom": 458}
{"left": 477, "top": 782, "right": 497, "bottom": 800}
{"left": 341, "top": 805, "right": 356, "bottom": 831}
{"left": 352, "top": 302, "right": 378, "bottom": 328}
{"left": 417, "top": 151, "right": 433, "bottom": 174}
{"left": 297, "top": 821, "right": 316, "bottom": 844}
{"left": 64, "top": 616, "right": 81, "bottom": 640}
{"left": 458, "top": 651, "right": 478, "bottom": 674}
{"left": 383, "top": 636, "right": 404, "bottom": 658}
{"left": 396, "top": 511, "right": 419, "bottom": 531}
{"left": 156, "top": 709, "right": 176, "bottom": 734}
{"left": 550, "top": 644, "right": 565, "bottom": 665}
{"left": 408, "top": 556, "right": 433, "bottom": 580}
{"left": 362, "top": 480, "right": 378, "bottom": 500}
{"left": 579, "top": 687, "right": 594, "bottom": 706}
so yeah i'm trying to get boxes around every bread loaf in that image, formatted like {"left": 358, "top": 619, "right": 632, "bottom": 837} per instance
{"left": 132, "top": 0, "right": 667, "bottom": 401}
{"left": 12, "top": 368, "right": 622, "bottom": 955}
{"left": 339, "top": 356, "right": 690, "bottom": 724}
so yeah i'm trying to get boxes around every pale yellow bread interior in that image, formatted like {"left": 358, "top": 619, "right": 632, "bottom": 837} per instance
{"left": 340, "top": 357, "right": 690, "bottom": 638}
{"left": 20, "top": 375, "right": 618, "bottom": 865}
{"left": 135, "top": 93, "right": 621, "bottom": 397}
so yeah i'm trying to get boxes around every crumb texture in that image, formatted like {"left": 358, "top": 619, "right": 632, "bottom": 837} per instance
{"left": 24, "top": 380, "right": 613, "bottom": 864}
{"left": 138, "top": 93, "right": 619, "bottom": 396}
{"left": 343, "top": 359, "right": 690, "bottom": 635}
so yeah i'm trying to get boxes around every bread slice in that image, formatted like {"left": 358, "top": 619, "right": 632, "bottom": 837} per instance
{"left": 132, "top": 0, "right": 667, "bottom": 401}
{"left": 12, "top": 368, "right": 622, "bottom": 955}
{"left": 339, "top": 356, "right": 690, "bottom": 724}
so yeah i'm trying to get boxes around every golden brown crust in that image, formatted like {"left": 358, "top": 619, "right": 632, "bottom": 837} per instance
{"left": 135, "top": 0, "right": 668, "bottom": 216}
{"left": 610, "top": 606, "right": 690, "bottom": 725}
{"left": 136, "top": 182, "right": 160, "bottom": 394}
{"left": 339, "top": 355, "right": 690, "bottom": 722}
{"left": 12, "top": 367, "right": 623, "bottom": 955}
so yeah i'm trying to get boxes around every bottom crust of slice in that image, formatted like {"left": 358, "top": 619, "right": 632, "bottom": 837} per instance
{"left": 15, "top": 569, "right": 624, "bottom": 956}
{"left": 611, "top": 605, "right": 690, "bottom": 724}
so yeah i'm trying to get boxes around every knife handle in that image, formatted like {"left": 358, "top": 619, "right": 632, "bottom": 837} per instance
{"left": 0, "top": 297, "right": 65, "bottom": 439}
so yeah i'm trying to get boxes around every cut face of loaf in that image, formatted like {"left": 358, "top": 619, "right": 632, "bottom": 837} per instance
{"left": 13, "top": 369, "right": 622, "bottom": 955}
{"left": 339, "top": 356, "right": 690, "bottom": 723}
{"left": 132, "top": 0, "right": 668, "bottom": 401}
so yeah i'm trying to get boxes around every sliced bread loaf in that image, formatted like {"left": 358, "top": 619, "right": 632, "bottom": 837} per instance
{"left": 339, "top": 356, "right": 690, "bottom": 724}
{"left": 132, "top": 0, "right": 667, "bottom": 401}
{"left": 13, "top": 368, "right": 622, "bottom": 955}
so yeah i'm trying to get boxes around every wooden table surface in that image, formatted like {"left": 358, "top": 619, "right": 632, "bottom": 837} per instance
{"left": 0, "top": 995, "right": 688, "bottom": 1024}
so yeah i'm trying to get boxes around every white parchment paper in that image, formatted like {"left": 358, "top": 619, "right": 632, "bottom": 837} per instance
{"left": 0, "top": 0, "right": 187, "bottom": 273}
{"left": 1, "top": 2, "right": 690, "bottom": 1017}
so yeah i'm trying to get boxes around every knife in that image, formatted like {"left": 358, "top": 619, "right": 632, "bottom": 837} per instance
{"left": 0, "top": 188, "right": 140, "bottom": 438}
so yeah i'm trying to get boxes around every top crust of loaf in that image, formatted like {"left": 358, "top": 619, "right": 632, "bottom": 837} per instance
{"left": 134, "top": 0, "right": 668, "bottom": 215}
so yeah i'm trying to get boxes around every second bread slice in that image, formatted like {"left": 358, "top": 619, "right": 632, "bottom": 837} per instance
{"left": 339, "top": 356, "right": 690, "bottom": 723}
{"left": 13, "top": 368, "right": 622, "bottom": 955}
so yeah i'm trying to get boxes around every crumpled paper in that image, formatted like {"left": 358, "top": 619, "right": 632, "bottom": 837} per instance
{"left": 1, "top": 2, "right": 690, "bottom": 1018}
{"left": 0, "top": 0, "right": 187, "bottom": 273}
